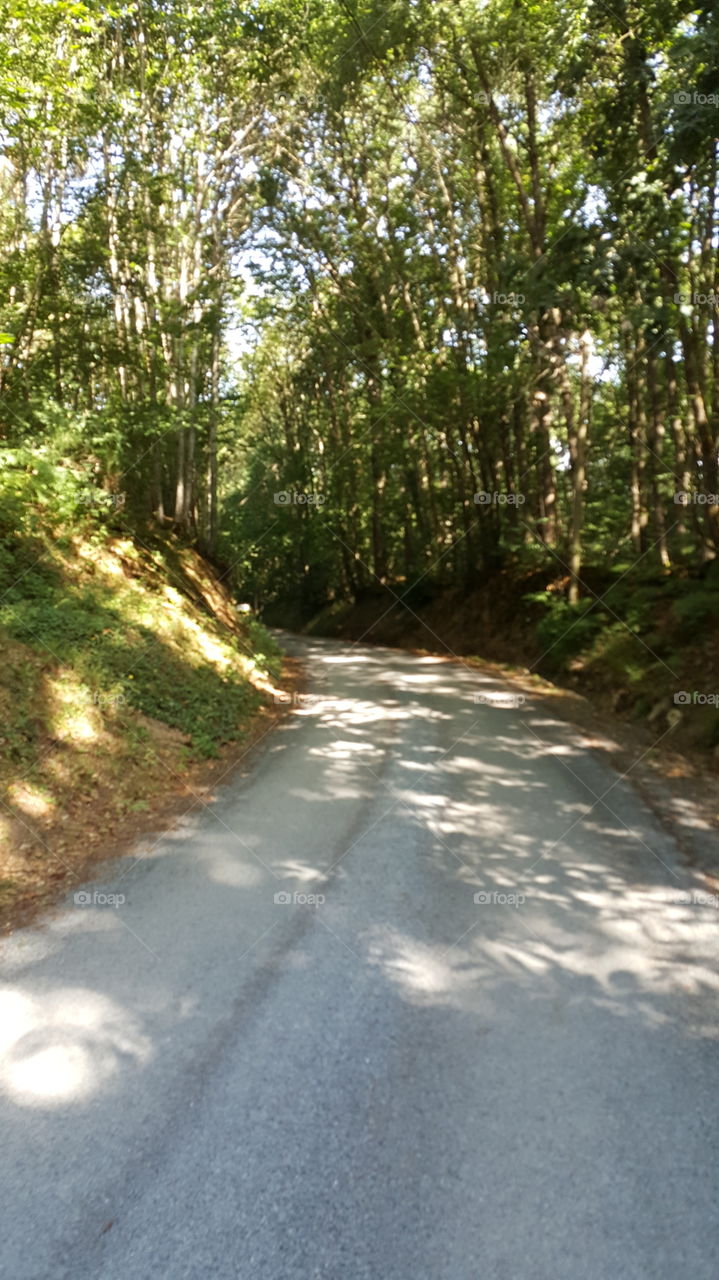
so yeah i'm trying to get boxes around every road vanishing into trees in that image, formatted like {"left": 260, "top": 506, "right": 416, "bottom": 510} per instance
{"left": 1, "top": 635, "right": 718, "bottom": 1280}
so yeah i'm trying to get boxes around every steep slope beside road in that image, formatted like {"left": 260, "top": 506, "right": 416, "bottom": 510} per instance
{"left": 0, "top": 448, "right": 282, "bottom": 929}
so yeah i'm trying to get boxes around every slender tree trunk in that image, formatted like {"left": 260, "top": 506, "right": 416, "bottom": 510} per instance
{"left": 568, "top": 332, "right": 592, "bottom": 603}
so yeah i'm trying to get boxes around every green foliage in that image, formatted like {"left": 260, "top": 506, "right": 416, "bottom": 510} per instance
{"left": 672, "top": 587, "right": 719, "bottom": 628}
{"left": 0, "top": 452, "right": 277, "bottom": 758}
{"left": 527, "top": 594, "right": 604, "bottom": 669}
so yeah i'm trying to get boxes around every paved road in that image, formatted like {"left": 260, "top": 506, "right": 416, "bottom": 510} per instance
{"left": 1, "top": 635, "right": 718, "bottom": 1279}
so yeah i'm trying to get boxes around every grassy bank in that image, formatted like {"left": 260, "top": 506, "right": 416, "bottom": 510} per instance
{"left": 0, "top": 447, "right": 282, "bottom": 926}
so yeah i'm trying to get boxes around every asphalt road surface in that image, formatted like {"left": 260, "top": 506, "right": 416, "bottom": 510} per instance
{"left": 1, "top": 635, "right": 718, "bottom": 1279}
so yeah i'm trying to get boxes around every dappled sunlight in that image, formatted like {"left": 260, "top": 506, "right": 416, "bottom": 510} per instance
{"left": 315, "top": 738, "right": 383, "bottom": 760}
{"left": 76, "top": 543, "right": 127, "bottom": 577}
{"left": 193, "top": 626, "right": 235, "bottom": 669}
{"left": 48, "top": 673, "right": 103, "bottom": 745}
{"left": 0, "top": 986, "right": 151, "bottom": 1107}
{"left": 319, "top": 654, "right": 375, "bottom": 665}
{"left": 6, "top": 781, "right": 56, "bottom": 820}
{"left": 274, "top": 860, "right": 328, "bottom": 885}
{"left": 391, "top": 755, "right": 448, "bottom": 776}
{"left": 0, "top": 929, "right": 58, "bottom": 973}
{"left": 665, "top": 797, "right": 714, "bottom": 831}
{"left": 287, "top": 781, "right": 366, "bottom": 802}
{"left": 204, "top": 855, "right": 265, "bottom": 889}
{"left": 145, "top": 592, "right": 259, "bottom": 681}
{"left": 409, "top": 790, "right": 450, "bottom": 810}
{"left": 367, "top": 930, "right": 458, "bottom": 997}
{"left": 528, "top": 738, "right": 586, "bottom": 758}
{"left": 391, "top": 673, "right": 450, "bottom": 686}
{"left": 44, "top": 755, "right": 76, "bottom": 787}
{"left": 363, "top": 858, "right": 719, "bottom": 1037}
{"left": 297, "top": 697, "right": 414, "bottom": 727}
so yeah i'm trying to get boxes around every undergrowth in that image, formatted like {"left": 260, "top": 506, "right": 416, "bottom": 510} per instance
{"left": 0, "top": 446, "right": 282, "bottom": 918}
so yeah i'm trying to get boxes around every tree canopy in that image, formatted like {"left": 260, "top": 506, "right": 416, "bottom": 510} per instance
{"left": 1, "top": 0, "right": 718, "bottom": 612}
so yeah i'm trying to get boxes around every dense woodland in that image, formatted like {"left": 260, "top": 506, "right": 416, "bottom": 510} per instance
{"left": 1, "top": 0, "right": 718, "bottom": 615}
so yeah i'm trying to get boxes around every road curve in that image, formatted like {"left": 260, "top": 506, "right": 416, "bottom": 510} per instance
{"left": 1, "top": 634, "right": 717, "bottom": 1280}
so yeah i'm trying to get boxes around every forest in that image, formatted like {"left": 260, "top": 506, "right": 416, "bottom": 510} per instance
{"left": 1, "top": 0, "right": 719, "bottom": 706}
{"left": 2, "top": 6, "right": 719, "bottom": 1266}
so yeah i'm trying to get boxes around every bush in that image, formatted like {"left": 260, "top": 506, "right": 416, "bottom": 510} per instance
{"left": 672, "top": 587, "right": 719, "bottom": 628}
{"left": 525, "top": 593, "right": 603, "bottom": 669}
